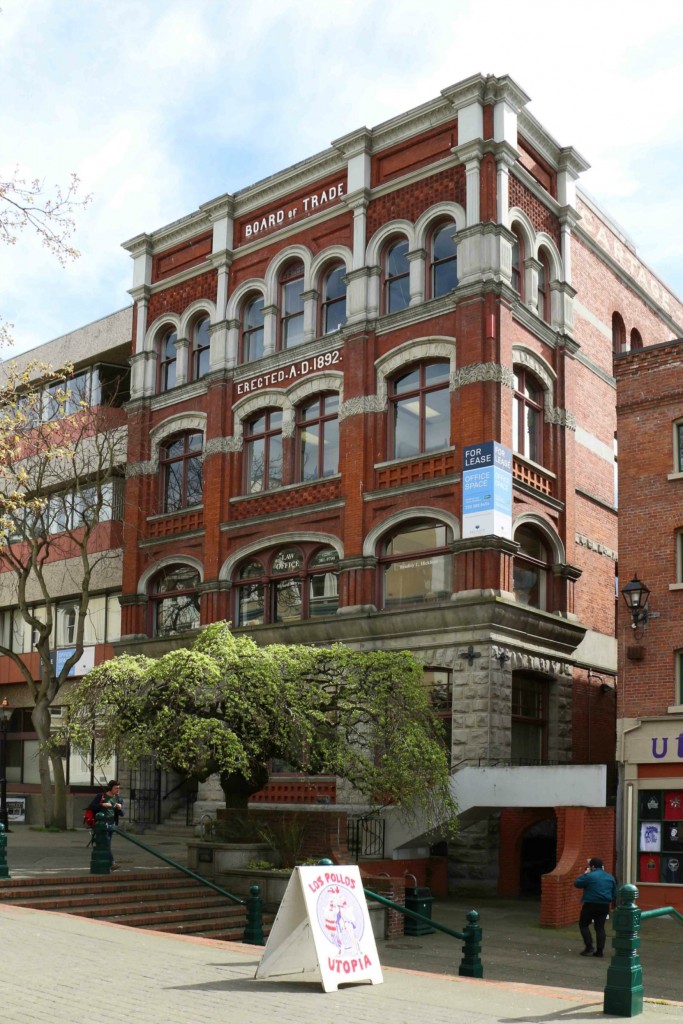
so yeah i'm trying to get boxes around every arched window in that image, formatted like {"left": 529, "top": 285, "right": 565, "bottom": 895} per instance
{"left": 150, "top": 565, "right": 200, "bottom": 636}
{"left": 234, "top": 544, "right": 339, "bottom": 626}
{"left": 537, "top": 250, "right": 551, "bottom": 324}
{"left": 511, "top": 226, "right": 524, "bottom": 297}
{"left": 241, "top": 295, "right": 265, "bottom": 363}
{"left": 244, "top": 409, "right": 283, "bottom": 493}
{"left": 378, "top": 520, "right": 452, "bottom": 609}
{"left": 280, "top": 260, "right": 305, "bottom": 349}
{"left": 160, "top": 432, "right": 203, "bottom": 513}
{"left": 513, "top": 525, "right": 551, "bottom": 610}
{"left": 320, "top": 264, "right": 347, "bottom": 334}
{"left": 513, "top": 368, "right": 543, "bottom": 464}
{"left": 511, "top": 672, "right": 548, "bottom": 763}
{"left": 384, "top": 238, "right": 410, "bottom": 314}
{"left": 191, "top": 317, "right": 210, "bottom": 380}
{"left": 430, "top": 222, "right": 458, "bottom": 297}
{"left": 612, "top": 312, "right": 626, "bottom": 355}
{"left": 297, "top": 393, "right": 339, "bottom": 481}
{"left": 390, "top": 360, "right": 450, "bottom": 459}
{"left": 630, "top": 328, "right": 643, "bottom": 351}
{"left": 158, "top": 329, "right": 177, "bottom": 392}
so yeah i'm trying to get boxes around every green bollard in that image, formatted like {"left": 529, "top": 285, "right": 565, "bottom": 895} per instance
{"left": 243, "top": 883, "right": 265, "bottom": 945}
{"left": 603, "top": 883, "right": 644, "bottom": 1017}
{"left": 0, "top": 822, "right": 10, "bottom": 879}
{"left": 89, "top": 812, "right": 110, "bottom": 875}
{"left": 459, "top": 909, "right": 483, "bottom": 978}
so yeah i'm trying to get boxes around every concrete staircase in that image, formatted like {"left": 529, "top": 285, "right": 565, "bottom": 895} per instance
{"left": 0, "top": 869, "right": 265, "bottom": 942}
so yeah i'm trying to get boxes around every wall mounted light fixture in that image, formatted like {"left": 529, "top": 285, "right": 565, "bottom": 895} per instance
{"left": 621, "top": 574, "right": 651, "bottom": 640}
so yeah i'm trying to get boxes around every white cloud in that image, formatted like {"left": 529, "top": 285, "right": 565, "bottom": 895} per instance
{"left": 1, "top": 0, "right": 682, "bottom": 358}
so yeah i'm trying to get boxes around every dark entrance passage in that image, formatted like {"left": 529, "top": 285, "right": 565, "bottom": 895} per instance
{"left": 519, "top": 818, "right": 556, "bottom": 896}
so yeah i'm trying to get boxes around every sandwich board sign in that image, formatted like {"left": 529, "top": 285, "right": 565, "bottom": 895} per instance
{"left": 255, "top": 864, "right": 383, "bottom": 992}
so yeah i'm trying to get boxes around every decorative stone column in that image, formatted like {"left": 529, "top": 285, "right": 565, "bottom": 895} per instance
{"left": 407, "top": 248, "right": 426, "bottom": 305}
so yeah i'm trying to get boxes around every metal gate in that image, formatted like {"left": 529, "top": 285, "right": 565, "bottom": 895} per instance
{"left": 128, "top": 756, "right": 161, "bottom": 826}
{"left": 347, "top": 812, "right": 385, "bottom": 860}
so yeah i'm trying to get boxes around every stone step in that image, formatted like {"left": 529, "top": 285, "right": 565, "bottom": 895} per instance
{"left": 0, "top": 866, "right": 272, "bottom": 943}
{"left": 9, "top": 889, "right": 234, "bottom": 914}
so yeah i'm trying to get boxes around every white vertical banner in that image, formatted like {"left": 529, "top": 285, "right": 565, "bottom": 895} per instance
{"left": 255, "top": 865, "right": 383, "bottom": 992}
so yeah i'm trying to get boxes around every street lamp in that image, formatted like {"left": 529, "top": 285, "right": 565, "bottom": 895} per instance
{"left": 621, "top": 574, "right": 651, "bottom": 640}
{"left": 0, "top": 697, "right": 12, "bottom": 832}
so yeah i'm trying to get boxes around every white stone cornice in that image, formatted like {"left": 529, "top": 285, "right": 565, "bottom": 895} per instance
{"left": 485, "top": 75, "right": 531, "bottom": 113}
{"left": 199, "top": 194, "right": 235, "bottom": 221}
{"left": 233, "top": 151, "right": 345, "bottom": 218}
{"left": 121, "top": 233, "right": 154, "bottom": 257}
{"left": 331, "top": 127, "right": 373, "bottom": 159}
{"left": 451, "top": 139, "right": 484, "bottom": 165}
{"left": 557, "top": 146, "right": 590, "bottom": 178}
{"left": 451, "top": 363, "right": 515, "bottom": 390}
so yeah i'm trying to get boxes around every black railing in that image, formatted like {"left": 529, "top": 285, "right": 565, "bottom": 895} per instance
{"left": 347, "top": 813, "right": 385, "bottom": 860}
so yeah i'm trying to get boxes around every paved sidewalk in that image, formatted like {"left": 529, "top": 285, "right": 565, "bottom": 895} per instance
{"left": 0, "top": 901, "right": 681, "bottom": 1024}
{"left": 2, "top": 827, "right": 682, "bottom": 1020}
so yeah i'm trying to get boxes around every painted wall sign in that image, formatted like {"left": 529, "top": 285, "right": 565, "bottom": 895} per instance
{"left": 622, "top": 721, "right": 683, "bottom": 764}
{"left": 241, "top": 180, "right": 346, "bottom": 242}
{"left": 462, "top": 441, "right": 512, "bottom": 539}
{"left": 255, "top": 864, "right": 383, "bottom": 992}
{"left": 235, "top": 349, "right": 342, "bottom": 397}
{"left": 651, "top": 734, "right": 683, "bottom": 761}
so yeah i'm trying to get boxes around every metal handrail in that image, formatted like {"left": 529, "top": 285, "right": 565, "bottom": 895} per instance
{"left": 112, "top": 826, "right": 245, "bottom": 906}
{"left": 363, "top": 887, "right": 483, "bottom": 977}
{"left": 641, "top": 905, "right": 683, "bottom": 924}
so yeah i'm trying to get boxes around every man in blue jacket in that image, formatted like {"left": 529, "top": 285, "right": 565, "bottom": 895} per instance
{"left": 573, "top": 857, "right": 617, "bottom": 957}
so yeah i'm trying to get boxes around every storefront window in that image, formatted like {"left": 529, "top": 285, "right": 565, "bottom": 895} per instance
{"left": 637, "top": 789, "right": 683, "bottom": 884}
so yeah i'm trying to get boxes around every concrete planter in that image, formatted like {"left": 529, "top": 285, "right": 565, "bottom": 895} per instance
{"left": 187, "top": 841, "right": 279, "bottom": 877}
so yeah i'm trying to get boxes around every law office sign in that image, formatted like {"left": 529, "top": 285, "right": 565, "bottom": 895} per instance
{"left": 462, "top": 442, "right": 512, "bottom": 539}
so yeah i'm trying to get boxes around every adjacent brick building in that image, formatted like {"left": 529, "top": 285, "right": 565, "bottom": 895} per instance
{"left": 2, "top": 73, "right": 682, "bottom": 917}
{"left": 615, "top": 339, "right": 683, "bottom": 912}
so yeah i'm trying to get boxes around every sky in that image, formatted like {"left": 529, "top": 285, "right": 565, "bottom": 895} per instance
{"left": 1, "top": 0, "right": 683, "bottom": 357}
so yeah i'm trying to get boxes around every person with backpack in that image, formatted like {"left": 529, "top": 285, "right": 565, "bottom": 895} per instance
{"left": 87, "top": 780, "right": 124, "bottom": 870}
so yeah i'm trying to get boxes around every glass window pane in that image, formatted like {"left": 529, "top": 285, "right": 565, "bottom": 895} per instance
{"left": 247, "top": 438, "right": 266, "bottom": 492}
{"left": 387, "top": 275, "right": 410, "bottom": 313}
{"left": 423, "top": 387, "right": 450, "bottom": 452}
{"left": 245, "top": 326, "right": 264, "bottom": 362}
{"left": 240, "top": 560, "right": 264, "bottom": 580}
{"left": 387, "top": 240, "right": 409, "bottom": 276}
{"left": 394, "top": 398, "right": 421, "bottom": 459}
{"left": 275, "top": 579, "right": 302, "bottom": 622}
{"left": 384, "top": 553, "right": 451, "bottom": 606}
{"left": 268, "top": 434, "right": 283, "bottom": 488}
{"left": 186, "top": 457, "right": 203, "bottom": 506}
{"left": 424, "top": 362, "right": 449, "bottom": 386}
{"left": 309, "top": 572, "right": 338, "bottom": 616}
{"left": 300, "top": 422, "right": 320, "bottom": 481}
{"left": 272, "top": 547, "right": 304, "bottom": 574}
{"left": 433, "top": 225, "right": 456, "bottom": 261}
{"left": 238, "top": 583, "right": 264, "bottom": 626}
{"left": 165, "top": 463, "right": 183, "bottom": 512}
{"left": 283, "top": 312, "right": 304, "bottom": 348}
{"left": 386, "top": 523, "right": 449, "bottom": 556}
{"left": 394, "top": 368, "right": 420, "bottom": 394}
{"left": 513, "top": 563, "right": 542, "bottom": 607}
{"left": 322, "top": 417, "right": 339, "bottom": 477}
{"left": 310, "top": 547, "right": 339, "bottom": 568}
{"left": 157, "top": 592, "right": 200, "bottom": 635}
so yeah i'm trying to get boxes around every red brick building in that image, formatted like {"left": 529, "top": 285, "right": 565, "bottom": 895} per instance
{"left": 615, "top": 339, "right": 683, "bottom": 912}
{"left": 3, "top": 74, "right": 682, "bottom": 915}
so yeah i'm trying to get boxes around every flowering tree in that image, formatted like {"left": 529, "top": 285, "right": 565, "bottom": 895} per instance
{"left": 63, "top": 622, "right": 458, "bottom": 836}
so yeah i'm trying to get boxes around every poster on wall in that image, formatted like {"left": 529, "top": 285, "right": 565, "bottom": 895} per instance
{"left": 255, "top": 865, "right": 383, "bottom": 992}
